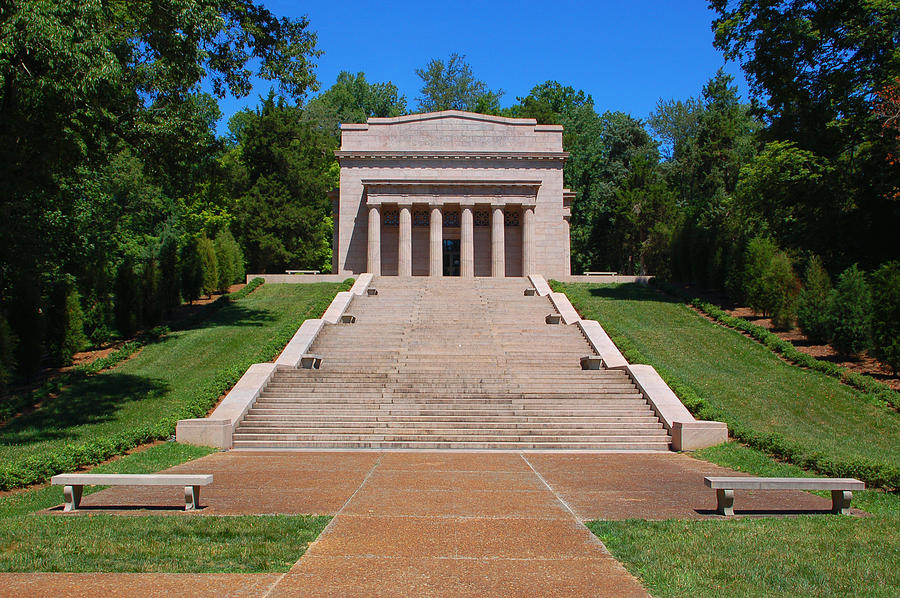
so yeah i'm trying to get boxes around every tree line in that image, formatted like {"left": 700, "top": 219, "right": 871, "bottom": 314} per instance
{"left": 1, "top": 0, "right": 898, "bottom": 392}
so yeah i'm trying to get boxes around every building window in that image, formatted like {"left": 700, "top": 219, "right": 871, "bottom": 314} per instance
{"left": 505, "top": 211, "right": 520, "bottom": 227}
{"left": 383, "top": 209, "right": 399, "bottom": 226}
{"left": 474, "top": 210, "right": 490, "bottom": 227}
{"left": 443, "top": 211, "right": 460, "bottom": 227}
{"left": 413, "top": 210, "right": 430, "bottom": 227}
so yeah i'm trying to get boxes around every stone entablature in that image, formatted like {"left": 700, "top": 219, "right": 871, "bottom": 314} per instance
{"left": 333, "top": 110, "right": 573, "bottom": 278}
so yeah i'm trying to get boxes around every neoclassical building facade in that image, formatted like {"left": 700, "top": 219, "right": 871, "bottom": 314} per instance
{"left": 332, "top": 111, "right": 573, "bottom": 278}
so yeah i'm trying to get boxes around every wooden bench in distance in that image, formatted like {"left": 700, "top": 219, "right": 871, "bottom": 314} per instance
{"left": 704, "top": 476, "right": 865, "bottom": 516}
{"left": 584, "top": 271, "right": 617, "bottom": 276}
{"left": 285, "top": 270, "right": 320, "bottom": 275}
{"left": 51, "top": 473, "right": 213, "bottom": 512}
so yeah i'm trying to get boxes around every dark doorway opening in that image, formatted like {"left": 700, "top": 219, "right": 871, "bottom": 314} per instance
{"left": 442, "top": 239, "right": 460, "bottom": 276}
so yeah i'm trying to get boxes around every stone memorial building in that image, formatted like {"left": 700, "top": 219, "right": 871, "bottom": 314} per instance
{"left": 331, "top": 110, "right": 573, "bottom": 278}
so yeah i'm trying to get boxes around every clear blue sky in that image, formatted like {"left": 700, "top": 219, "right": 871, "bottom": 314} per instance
{"left": 212, "top": 0, "right": 748, "bottom": 135}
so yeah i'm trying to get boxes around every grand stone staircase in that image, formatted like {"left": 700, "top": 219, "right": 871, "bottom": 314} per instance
{"left": 232, "top": 277, "right": 671, "bottom": 450}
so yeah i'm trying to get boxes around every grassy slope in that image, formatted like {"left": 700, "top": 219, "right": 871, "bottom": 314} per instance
{"left": 555, "top": 282, "right": 900, "bottom": 485}
{"left": 0, "top": 282, "right": 343, "bottom": 487}
{"left": 0, "top": 443, "right": 330, "bottom": 572}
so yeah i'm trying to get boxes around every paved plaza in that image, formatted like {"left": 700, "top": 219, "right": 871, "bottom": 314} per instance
{"left": 2, "top": 451, "right": 844, "bottom": 597}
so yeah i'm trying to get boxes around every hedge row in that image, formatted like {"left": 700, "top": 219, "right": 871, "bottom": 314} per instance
{"left": 0, "top": 279, "right": 293, "bottom": 490}
{"left": 651, "top": 279, "right": 900, "bottom": 411}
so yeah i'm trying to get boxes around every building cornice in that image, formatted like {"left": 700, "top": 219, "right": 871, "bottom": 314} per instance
{"left": 335, "top": 150, "right": 568, "bottom": 162}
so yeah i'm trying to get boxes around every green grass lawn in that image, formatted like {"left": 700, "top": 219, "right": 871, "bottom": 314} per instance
{"left": 0, "top": 282, "right": 344, "bottom": 489}
{"left": 0, "top": 443, "right": 330, "bottom": 572}
{"left": 589, "top": 514, "right": 899, "bottom": 598}
{"left": 555, "top": 282, "right": 900, "bottom": 489}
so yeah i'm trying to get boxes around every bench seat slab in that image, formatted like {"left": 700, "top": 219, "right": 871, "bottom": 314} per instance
{"left": 704, "top": 477, "right": 865, "bottom": 491}
{"left": 51, "top": 474, "right": 213, "bottom": 486}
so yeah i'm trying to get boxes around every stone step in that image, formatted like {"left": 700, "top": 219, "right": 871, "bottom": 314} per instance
{"left": 231, "top": 432, "right": 670, "bottom": 442}
{"left": 231, "top": 440, "right": 671, "bottom": 450}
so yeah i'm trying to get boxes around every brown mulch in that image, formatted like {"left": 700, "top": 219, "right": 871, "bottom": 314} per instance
{"left": 675, "top": 283, "right": 900, "bottom": 392}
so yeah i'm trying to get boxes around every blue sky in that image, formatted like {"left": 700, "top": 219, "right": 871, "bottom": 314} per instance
{"left": 212, "top": 0, "right": 748, "bottom": 135}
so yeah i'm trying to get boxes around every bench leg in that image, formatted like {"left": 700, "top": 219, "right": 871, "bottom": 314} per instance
{"left": 63, "top": 485, "right": 83, "bottom": 512}
{"left": 831, "top": 490, "right": 852, "bottom": 515}
{"left": 715, "top": 489, "right": 734, "bottom": 516}
{"left": 185, "top": 485, "right": 200, "bottom": 511}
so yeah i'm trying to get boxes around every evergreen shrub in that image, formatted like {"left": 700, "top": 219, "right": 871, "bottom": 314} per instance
{"left": 158, "top": 234, "right": 181, "bottom": 313}
{"left": 0, "top": 313, "right": 17, "bottom": 393}
{"left": 180, "top": 238, "right": 203, "bottom": 305}
{"left": 797, "top": 256, "right": 833, "bottom": 343}
{"left": 828, "top": 265, "right": 872, "bottom": 357}
{"left": 764, "top": 252, "right": 800, "bottom": 330}
{"left": 870, "top": 261, "right": 900, "bottom": 374}
{"left": 198, "top": 236, "right": 218, "bottom": 298}
{"left": 743, "top": 236, "right": 778, "bottom": 315}
{"left": 46, "top": 281, "right": 87, "bottom": 366}
{"left": 140, "top": 258, "right": 162, "bottom": 327}
{"left": 114, "top": 256, "right": 141, "bottom": 338}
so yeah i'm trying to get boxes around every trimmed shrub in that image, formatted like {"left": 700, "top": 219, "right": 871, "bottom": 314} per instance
{"left": 158, "top": 233, "right": 181, "bottom": 313}
{"left": 46, "top": 280, "right": 87, "bottom": 366}
{"left": 198, "top": 236, "right": 218, "bottom": 298}
{"left": 870, "top": 261, "right": 900, "bottom": 374}
{"left": 743, "top": 236, "right": 778, "bottom": 315}
{"left": 797, "top": 256, "right": 833, "bottom": 344}
{"left": 828, "top": 265, "right": 872, "bottom": 357}
{"left": 114, "top": 256, "right": 141, "bottom": 338}
{"left": 180, "top": 238, "right": 203, "bottom": 305}
{"left": 0, "top": 313, "right": 17, "bottom": 393}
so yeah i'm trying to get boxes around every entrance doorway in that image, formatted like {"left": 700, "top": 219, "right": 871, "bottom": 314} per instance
{"left": 442, "top": 239, "right": 460, "bottom": 276}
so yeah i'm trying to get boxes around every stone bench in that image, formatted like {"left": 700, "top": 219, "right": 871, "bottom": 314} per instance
{"left": 51, "top": 473, "right": 214, "bottom": 512}
{"left": 285, "top": 270, "right": 319, "bottom": 275}
{"left": 704, "top": 476, "right": 865, "bottom": 516}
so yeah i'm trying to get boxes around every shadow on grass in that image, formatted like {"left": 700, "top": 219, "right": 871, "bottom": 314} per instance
{"left": 584, "top": 283, "right": 681, "bottom": 304}
{"left": 172, "top": 302, "right": 277, "bottom": 333}
{"left": 0, "top": 374, "right": 169, "bottom": 446}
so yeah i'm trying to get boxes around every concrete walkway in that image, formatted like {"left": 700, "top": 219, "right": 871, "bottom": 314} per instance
{"left": 3, "top": 451, "right": 843, "bottom": 597}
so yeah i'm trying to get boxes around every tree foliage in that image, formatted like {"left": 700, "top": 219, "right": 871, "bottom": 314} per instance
{"left": 304, "top": 71, "right": 406, "bottom": 140}
{"left": 416, "top": 53, "right": 503, "bottom": 113}
{"left": 231, "top": 94, "right": 336, "bottom": 273}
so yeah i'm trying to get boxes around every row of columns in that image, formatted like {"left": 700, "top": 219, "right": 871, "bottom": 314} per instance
{"left": 366, "top": 203, "right": 535, "bottom": 277}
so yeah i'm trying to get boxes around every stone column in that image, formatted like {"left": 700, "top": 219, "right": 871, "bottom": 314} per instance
{"left": 429, "top": 204, "right": 442, "bottom": 277}
{"left": 460, "top": 204, "right": 474, "bottom": 278}
{"left": 367, "top": 205, "right": 381, "bottom": 275}
{"left": 522, "top": 205, "right": 535, "bottom": 276}
{"left": 491, "top": 205, "right": 505, "bottom": 277}
{"left": 398, "top": 204, "right": 412, "bottom": 277}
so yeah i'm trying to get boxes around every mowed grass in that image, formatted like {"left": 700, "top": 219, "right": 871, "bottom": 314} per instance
{"left": 0, "top": 443, "right": 330, "bottom": 572}
{"left": 556, "top": 282, "right": 900, "bottom": 486}
{"left": 0, "top": 282, "right": 343, "bottom": 487}
{"left": 589, "top": 514, "right": 899, "bottom": 598}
